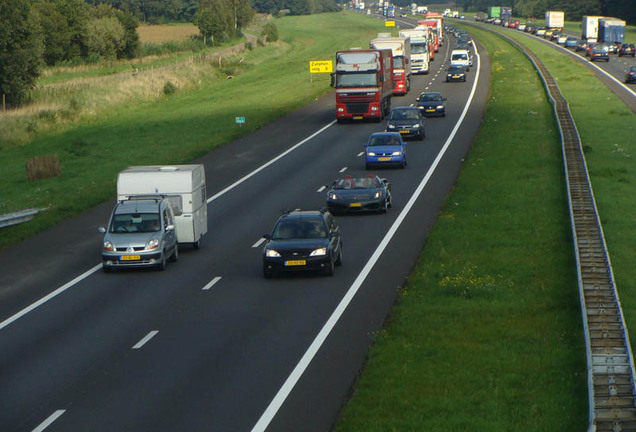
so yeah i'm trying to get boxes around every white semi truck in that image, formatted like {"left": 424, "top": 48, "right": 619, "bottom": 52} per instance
{"left": 399, "top": 28, "right": 429, "bottom": 74}
{"left": 370, "top": 35, "right": 411, "bottom": 95}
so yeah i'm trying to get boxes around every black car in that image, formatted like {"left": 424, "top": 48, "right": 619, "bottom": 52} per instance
{"left": 619, "top": 43, "right": 636, "bottom": 57}
{"left": 446, "top": 65, "right": 466, "bottom": 82}
{"left": 626, "top": 66, "right": 636, "bottom": 84}
{"left": 416, "top": 92, "right": 446, "bottom": 117}
{"left": 385, "top": 106, "right": 425, "bottom": 140}
{"left": 590, "top": 44, "right": 610, "bottom": 62}
{"left": 575, "top": 40, "right": 588, "bottom": 52}
{"left": 326, "top": 175, "right": 392, "bottom": 214}
{"left": 262, "top": 210, "right": 342, "bottom": 277}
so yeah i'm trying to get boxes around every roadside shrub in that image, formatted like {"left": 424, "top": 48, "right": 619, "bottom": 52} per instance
{"left": 163, "top": 81, "right": 177, "bottom": 96}
{"left": 263, "top": 22, "right": 279, "bottom": 42}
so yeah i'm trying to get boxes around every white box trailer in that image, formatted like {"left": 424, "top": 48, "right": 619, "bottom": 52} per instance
{"left": 399, "top": 28, "right": 429, "bottom": 74}
{"left": 545, "top": 11, "right": 564, "bottom": 29}
{"left": 582, "top": 16, "right": 603, "bottom": 42}
{"left": 117, "top": 165, "right": 208, "bottom": 247}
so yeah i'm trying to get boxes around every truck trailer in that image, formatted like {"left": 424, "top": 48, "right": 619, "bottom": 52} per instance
{"left": 117, "top": 165, "right": 208, "bottom": 248}
{"left": 399, "top": 28, "right": 430, "bottom": 74}
{"left": 370, "top": 36, "right": 412, "bottom": 95}
{"left": 598, "top": 18, "right": 626, "bottom": 44}
{"left": 545, "top": 11, "right": 564, "bottom": 30}
{"left": 582, "top": 16, "right": 603, "bottom": 42}
{"left": 331, "top": 49, "right": 393, "bottom": 122}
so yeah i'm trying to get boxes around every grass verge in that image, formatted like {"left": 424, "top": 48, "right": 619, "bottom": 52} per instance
{"left": 334, "top": 26, "right": 588, "bottom": 431}
{"left": 0, "top": 12, "right": 386, "bottom": 249}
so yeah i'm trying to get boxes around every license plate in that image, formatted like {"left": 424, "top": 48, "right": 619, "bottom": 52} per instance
{"left": 453, "top": 75, "right": 460, "bottom": 78}
{"left": 399, "top": 130, "right": 409, "bottom": 134}
{"left": 349, "top": 202, "right": 362, "bottom": 207}
{"left": 426, "top": 109, "right": 436, "bottom": 112}
{"left": 378, "top": 157, "right": 391, "bottom": 161}
{"left": 353, "top": 116, "right": 363, "bottom": 120}
{"left": 121, "top": 255, "right": 140, "bottom": 261}
{"left": 285, "top": 260, "right": 306, "bottom": 266}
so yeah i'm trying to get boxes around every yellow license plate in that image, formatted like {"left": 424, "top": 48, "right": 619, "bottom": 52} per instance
{"left": 399, "top": 130, "right": 409, "bottom": 134}
{"left": 353, "top": 116, "right": 363, "bottom": 120}
{"left": 426, "top": 109, "right": 436, "bottom": 112}
{"left": 378, "top": 157, "right": 392, "bottom": 161}
{"left": 121, "top": 255, "right": 140, "bottom": 261}
{"left": 285, "top": 260, "right": 306, "bottom": 266}
{"left": 349, "top": 202, "right": 362, "bottom": 207}
{"left": 453, "top": 75, "right": 460, "bottom": 78}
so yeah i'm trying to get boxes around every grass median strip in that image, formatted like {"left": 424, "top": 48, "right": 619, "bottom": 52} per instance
{"left": 334, "top": 27, "right": 587, "bottom": 431}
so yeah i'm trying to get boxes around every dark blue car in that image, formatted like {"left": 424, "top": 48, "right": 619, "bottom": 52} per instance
{"left": 364, "top": 132, "right": 407, "bottom": 169}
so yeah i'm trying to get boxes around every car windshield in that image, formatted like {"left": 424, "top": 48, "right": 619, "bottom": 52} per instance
{"left": 420, "top": 93, "right": 442, "bottom": 102}
{"left": 334, "top": 177, "right": 381, "bottom": 190}
{"left": 393, "top": 56, "right": 405, "bottom": 69}
{"left": 368, "top": 135, "right": 401, "bottom": 147}
{"left": 110, "top": 213, "right": 160, "bottom": 233}
{"left": 390, "top": 109, "right": 420, "bottom": 120}
{"left": 272, "top": 219, "right": 328, "bottom": 240}
{"left": 448, "top": 65, "right": 464, "bottom": 72}
{"left": 452, "top": 53, "right": 468, "bottom": 61}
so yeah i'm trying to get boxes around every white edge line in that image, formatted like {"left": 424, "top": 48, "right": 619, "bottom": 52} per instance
{"left": 250, "top": 41, "right": 483, "bottom": 432}
{"left": 32, "top": 409, "right": 66, "bottom": 432}
{"left": 207, "top": 121, "right": 337, "bottom": 204}
{"left": 357, "top": 151, "right": 364, "bottom": 157}
{"left": 316, "top": 186, "right": 326, "bottom": 193}
{"left": 0, "top": 264, "right": 102, "bottom": 331}
{"left": 339, "top": 167, "right": 348, "bottom": 173}
{"left": 132, "top": 330, "right": 159, "bottom": 349}
{"left": 252, "top": 237, "right": 267, "bottom": 248}
{"left": 202, "top": 276, "right": 222, "bottom": 291}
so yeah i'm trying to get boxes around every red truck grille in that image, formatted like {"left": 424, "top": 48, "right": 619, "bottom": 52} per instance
{"left": 339, "top": 93, "right": 376, "bottom": 115}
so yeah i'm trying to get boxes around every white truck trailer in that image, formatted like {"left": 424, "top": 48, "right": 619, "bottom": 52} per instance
{"left": 399, "top": 28, "right": 429, "bottom": 74}
{"left": 117, "top": 165, "right": 208, "bottom": 248}
{"left": 545, "top": 11, "right": 564, "bottom": 30}
{"left": 582, "top": 16, "right": 603, "bottom": 42}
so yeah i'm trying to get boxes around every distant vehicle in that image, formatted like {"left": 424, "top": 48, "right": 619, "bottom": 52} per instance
{"left": 364, "top": 132, "right": 408, "bottom": 169}
{"left": 450, "top": 49, "right": 472, "bottom": 71}
{"left": 607, "top": 43, "right": 619, "bottom": 54}
{"left": 585, "top": 42, "right": 597, "bottom": 57}
{"left": 536, "top": 28, "right": 546, "bottom": 36}
{"left": 518, "top": 23, "right": 527, "bottom": 31}
{"left": 590, "top": 43, "right": 610, "bottom": 62}
{"left": 446, "top": 64, "right": 466, "bottom": 82}
{"left": 545, "top": 11, "right": 564, "bottom": 30}
{"left": 582, "top": 15, "right": 603, "bottom": 42}
{"left": 564, "top": 37, "right": 578, "bottom": 48}
{"left": 415, "top": 92, "right": 447, "bottom": 117}
{"left": 544, "top": 29, "right": 554, "bottom": 38}
{"left": 575, "top": 39, "right": 589, "bottom": 52}
{"left": 386, "top": 106, "right": 425, "bottom": 140}
{"left": 619, "top": 43, "right": 636, "bottom": 57}
{"left": 262, "top": 210, "right": 342, "bottom": 278}
{"left": 557, "top": 34, "right": 568, "bottom": 44}
{"left": 625, "top": 66, "right": 636, "bottom": 83}
{"left": 99, "top": 198, "right": 178, "bottom": 272}
{"left": 326, "top": 175, "right": 392, "bottom": 214}
{"left": 370, "top": 36, "right": 412, "bottom": 95}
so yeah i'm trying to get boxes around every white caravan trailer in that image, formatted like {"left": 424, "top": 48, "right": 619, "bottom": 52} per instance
{"left": 117, "top": 165, "right": 207, "bottom": 247}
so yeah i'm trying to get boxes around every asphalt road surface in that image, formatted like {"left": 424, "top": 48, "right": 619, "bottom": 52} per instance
{"left": 0, "top": 30, "right": 490, "bottom": 432}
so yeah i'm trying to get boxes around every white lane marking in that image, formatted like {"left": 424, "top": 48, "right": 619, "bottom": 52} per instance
{"left": 1, "top": 121, "right": 337, "bottom": 332}
{"left": 251, "top": 39, "right": 483, "bottom": 432}
{"left": 316, "top": 185, "right": 326, "bottom": 193}
{"left": 202, "top": 276, "right": 222, "bottom": 291}
{"left": 32, "top": 410, "right": 66, "bottom": 432}
{"left": 357, "top": 151, "right": 364, "bottom": 157}
{"left": 207, "top": 121, "right": 337, "bottom": 204}
{"left": 0, "top": 264, "right": 102, "bottom": 331}
{"left": 339, "top": 167, "right": 348, "bottom": 173}
{"left": 132, "top": 330, "right": 159, "bottom": 349}
{"left": 252, "top": 237, "right": 267, "bottom": 248}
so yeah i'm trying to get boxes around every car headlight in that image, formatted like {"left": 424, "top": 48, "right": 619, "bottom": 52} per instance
{"left": 328, "top": 192, "right": 338, "bottom": 200}
{"left": 374, "top": 191, "right": 384, "bottom": 198}
{"left": 387, "top": 124, "right": 396, "bottom": 130}
{"left": 266, "top": 249, "right": 281, "bottom": 258}
{"left": 367, "top": 151, "right": 376, "bottom": 156}
{"left": 412, "top": 124, "right": 420, "bottom": 129}
{"left": 146, "top": 238, "right": 160, "bottom": 250}
{"left": 103, "top": 241, "right": 115, "bottom": 252}
{"left": 310, "top": 247, "right": 327, "bottom": 256}
{"left": 392, "top": 151, "right": 402, "bottom": 155}
{"left": 436, "top": 105, "right": 444, "bottom": 109}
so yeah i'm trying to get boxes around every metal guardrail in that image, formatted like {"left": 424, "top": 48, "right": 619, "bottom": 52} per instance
{"left": 461, "top": 21, "right": 636, "bottom": 432}
{"left": 0, "top": 208, "right": 48, "bottom": 229}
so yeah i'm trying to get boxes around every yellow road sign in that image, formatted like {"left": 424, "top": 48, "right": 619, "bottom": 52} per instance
{"left": 309, "top": 60, "right": 333, "bottom": 73}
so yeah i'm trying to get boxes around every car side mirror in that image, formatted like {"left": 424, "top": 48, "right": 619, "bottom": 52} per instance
{"left": 166, "top": 224, "right": 175, "bottom": 232}
{"left": 98, "top": 226, "right": 106, "bottom": 234}
{"left": 263, "top": 234, "right": 271, "bottom": 240}
{"left": 382, "top": 179, "right": 390, "bottom": 186}
{"left": 364, "top": 142, "right": 369, "bottom": 147}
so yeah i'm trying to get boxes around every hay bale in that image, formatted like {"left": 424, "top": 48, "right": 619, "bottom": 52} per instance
{"left": 26, "top": 154, "right": 61, "bottom": 181}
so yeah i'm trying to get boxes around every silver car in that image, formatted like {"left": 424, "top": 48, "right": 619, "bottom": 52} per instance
{"left": 99, "top": 198, "right": 178, "bottom": 272}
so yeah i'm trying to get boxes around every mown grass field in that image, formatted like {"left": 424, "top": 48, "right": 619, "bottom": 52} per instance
{"left": 137, "top": 24, "right": 199, "bottom": 43}
{"left": 334, "top": 25, "right": 588, "bottom": 431}
{"left": 0, "top": 13, "right": 387, "bottom": 249}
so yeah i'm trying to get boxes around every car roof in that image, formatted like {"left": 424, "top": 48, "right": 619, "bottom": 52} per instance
{"left": 420, "top": 91, "right": 442, "bottom": 96}
{"left": 391, "top": 106, "right": 419, "bottom": 112}
{"left": 114, "top": 199, "right": 164, "bottom": 214}
{"left": 279, "top": 210, "right": 325, "bottom": 220}
{"left": 369, "top": 131, "right": 402, "bottom": 138}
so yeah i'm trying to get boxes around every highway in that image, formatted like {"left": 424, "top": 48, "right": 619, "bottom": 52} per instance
{"left": 0, "top": 27, "right": 490, "bottom": 432}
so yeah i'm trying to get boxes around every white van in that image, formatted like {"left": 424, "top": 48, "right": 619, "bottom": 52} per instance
{"left": 450, "top": 49, "right": 472, "bottom": 71}
{"left": 117, "top": 165, "right": 208, "bottom": 248}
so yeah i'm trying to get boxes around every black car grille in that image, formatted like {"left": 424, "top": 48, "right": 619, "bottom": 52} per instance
{"left": 115, "top": 246, "right": 146, "bottom": 252}
{"left": 346, "top": 103, "right": 369, "bottom": 114}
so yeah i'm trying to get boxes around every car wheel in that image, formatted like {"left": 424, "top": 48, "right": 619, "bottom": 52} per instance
{"left": 157, "top": 252, "right": 167, "bottom": 271}
{"left": 387, "top": 191, "right": 393, "bottom": 208}
{"left": 170, "top": 243, "right": 179, "bottom": 262}
{"left": 381, "top": 199, "right": 388, "bottom": 214}
{"left": 335, "top": 247, "right": 343, "bottom": 266}
{"left": 419, "top": 131, "right": 425, "bottom": 141}
{"left": 324, "top": 258, "right": 335, "bottom": 276}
